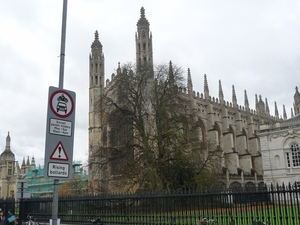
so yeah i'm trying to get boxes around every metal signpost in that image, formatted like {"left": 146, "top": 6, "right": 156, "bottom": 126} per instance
{"left": 44, "top": 1, "right": 73, "bottom": 225}
{"left": 17, "top": 181, "right": 30, "bottom": 225}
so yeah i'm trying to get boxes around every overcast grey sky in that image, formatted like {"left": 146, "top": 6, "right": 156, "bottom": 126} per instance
{"left": 0, "top": 0, "right": 299, "bottom": 167}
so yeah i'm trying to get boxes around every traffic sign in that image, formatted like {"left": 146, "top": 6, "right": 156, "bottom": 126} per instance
{"left": 48, "top": 162, "right": 69, "bottom": 178}
{"left": 50, "top": 141, "right": 68, "bottom": 161}
{"left": 44, "top": 86, "right": 76, "bottom": 179}
{"left": 49, "top": 89, "right": 75, "bottom": 118}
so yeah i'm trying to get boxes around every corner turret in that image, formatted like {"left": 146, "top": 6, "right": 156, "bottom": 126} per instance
{"left": 0, "top": 132, "right": 15, "bottom": 161}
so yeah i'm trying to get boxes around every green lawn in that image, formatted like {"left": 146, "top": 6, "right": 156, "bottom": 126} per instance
{"left": 105, "top": 205, "right": 300, "bottom": 225}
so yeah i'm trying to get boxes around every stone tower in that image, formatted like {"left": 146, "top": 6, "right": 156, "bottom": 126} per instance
{"left": 0, "top": 132, "right": 16, "bottom": 198}
{"left": 88, "top": 30, "right": 105, "bottom": 183}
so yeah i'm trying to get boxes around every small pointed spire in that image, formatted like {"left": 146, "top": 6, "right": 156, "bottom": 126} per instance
{"left": 219, "top": 80, "right": 224, "bottom": 104}
{"left": 5, "top": 132, "right": 11, "bottom": 151}
{"left": 117, "top": 62, "right": 121, "bottom": 75}
{"left": 265, "top": 98, "right": 270, "bottom": 114}
{"left": 141, "top": 7, "right": 145, "bottom": 16}
{"left": 291, "top": 107, "right": 294, "bottom": 118}
{"left": 15, "top": 161, "right": 20, "bottom": 172}
{"left": 168, "top": 61, "right": 175, "bottom": 85}
{"left": 294, "top": 86, "right": 300, "bottom": 115}
{"left": 31, "top": 156, "right": 36, "bottom": 167}
{"left": 95, "top": 30, "right": 99, "bottom": 41}
{"left": 137, "top": 7, "right": 150, "bottom": 28}
{"left": 275, "top": 101, "right": 279, "bottom": 119}
{"left": 91, "top": 30, "right": 102, "bottom": 49}
{"left": 244, "top": 90, "right": 249, "bottom": 111}
{"left": 232, "top": 85, "right": 237, "bottom": 108}
{"left": 26, "top": 156, "right": 30, "bottom": 166}
{"left": 283, "top": 104, "right": 287, "bottom": 120}
{"left": 256, "top": 95, "right": 265, "bottom": 114}
{"left": 187, "top": 68, "right": 193, "bottom": 94}
{"left": 204, "top": 74, "right": 209, "bottom": 100}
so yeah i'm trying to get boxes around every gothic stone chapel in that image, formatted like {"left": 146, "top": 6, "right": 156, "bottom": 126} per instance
{"left": 88, "top": 7, "right": 299, "bottom": 192}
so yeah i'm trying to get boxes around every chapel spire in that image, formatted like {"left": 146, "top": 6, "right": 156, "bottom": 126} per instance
{"left": 89, "top": 30, "right": 105, "bottom": 90}
{"left": 187, "top": 68, "right": 193, "bottom": 94}
{"left": 265, "top": 98, "right": 270, "bottom": 114}
{"left": 232, "top": 85, "right": 237, "bottom": 108}
{"left": 204, "top": 74, "right": 209, "bottom": 100}
{"left": 275, "top": 101, "right": 279, "bottom": 119}
{"left": 91, "top": 30, "right": 103, "bottom": 57}
{"left": 244, "top": 90, "right": 249, "bottom": 111}
{"left": 136, "top": 7, "right": 153, "bottom": 71}
{"left": 168, "top": 61, "right": 175, "bottom": 85}
{"left": 283, "top": 105, "right": 287, "bottom": 120}
{"left": 219, "top": 80, "right": 224, "bottom": 104}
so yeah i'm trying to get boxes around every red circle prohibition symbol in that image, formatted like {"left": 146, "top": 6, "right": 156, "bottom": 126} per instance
{"left": 49, "top": 90, "right": 74, "bottom": 118}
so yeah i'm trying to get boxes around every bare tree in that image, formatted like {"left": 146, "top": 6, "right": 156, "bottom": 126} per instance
{"left": 89, "top": 62, "right": 221, "bottom": 192}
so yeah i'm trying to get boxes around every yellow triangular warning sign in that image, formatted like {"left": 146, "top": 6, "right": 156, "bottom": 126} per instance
{"left": 50, "top": 141, "right": 69, "bottom": 161}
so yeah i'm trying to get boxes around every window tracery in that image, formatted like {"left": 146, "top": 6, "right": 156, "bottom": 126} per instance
{"left": 291, "top": 143, "right": 300, "bottom": 167}
{"left": 286, "top": 143, "right": 300, "bottom": 167}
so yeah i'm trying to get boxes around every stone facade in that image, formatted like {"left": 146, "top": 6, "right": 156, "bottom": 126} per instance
{"left": 258, "top": 90, "right": 300, "bottom": 186}
{"left": 88, "top": 7, "right": 294, "bottom": 192}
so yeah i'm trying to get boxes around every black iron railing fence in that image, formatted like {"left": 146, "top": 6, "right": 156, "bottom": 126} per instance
{"left": 19, "top": 183, "right": 300, "bottom": 225}
{"left": 0, "top": 197, "right": 15, "bottom": 215}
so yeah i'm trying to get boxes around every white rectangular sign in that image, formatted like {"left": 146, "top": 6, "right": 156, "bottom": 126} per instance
{"left": 48, "top": 162, "right": 69, "bottom": 178}
{"left": 17, "top": 181, "right": 28, "bottom": 189}
{"left": 16, "top": 191, "right": 31, "bottom": 199}
{"left": 49, "top": 118, "right": 72, "bottom": 136}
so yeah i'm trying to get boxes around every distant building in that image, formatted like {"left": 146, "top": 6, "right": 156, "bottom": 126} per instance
{"left": 259, "top": 89, "right": 300, "bottom": 186}
{"left": 0, "top": 132, "right": 17, "bottom": 198}
{"left": 0, "top": 133, "right": 88, "bottom": 198}
{"left": 88, "top": 7, "right": 298, "bottom": 192}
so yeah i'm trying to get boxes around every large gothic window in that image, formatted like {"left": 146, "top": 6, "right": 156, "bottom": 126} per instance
{"left": 196, "top": 118, "right": 206, "bottom": 142}
{"left": 215, "top": 122, "right": 222, "bottom": 149}
{"left": 287, "top": 143, "right": 300, "bottom": 167}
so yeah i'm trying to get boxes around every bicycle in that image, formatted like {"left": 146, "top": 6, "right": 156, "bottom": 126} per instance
{"left": 198, "top": 217, "right": 217, "bottom": 225}
{"left": 252, "top": 221, "right": 270, "bottom": 225}
{"left": 25, "top": 215, "right": 39, "bottom": 225}
{"left": 91, "top": 218, "right": 104, "bottom": 225}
